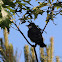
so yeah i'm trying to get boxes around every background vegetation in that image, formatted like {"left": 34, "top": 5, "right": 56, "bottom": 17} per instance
{"left": 0, "top": 0, "right": 62, "bottom": 62}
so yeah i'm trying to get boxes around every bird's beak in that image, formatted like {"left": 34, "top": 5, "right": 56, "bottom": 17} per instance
{"left": 26, "top": 25, "right": 32, "bottom": 28}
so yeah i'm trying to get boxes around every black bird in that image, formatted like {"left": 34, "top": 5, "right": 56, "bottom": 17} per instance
{"left": 27, "top": 23, "right": 46, "bottom": 47}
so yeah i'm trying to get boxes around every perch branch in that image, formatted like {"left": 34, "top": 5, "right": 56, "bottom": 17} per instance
{"left": 13, "top": 21, "right": 38, "bottom": 62}
{"left": 41, "top": 21, "right": 49, "bottom": 34}
{"left": 13, "top": 12, "right": 49, "bottom": 62}
{"left": 34, "top": 47, "right": 38, "bottom": 62}
{"left": 13, "top": 21, "right": 36, "bottom": 47}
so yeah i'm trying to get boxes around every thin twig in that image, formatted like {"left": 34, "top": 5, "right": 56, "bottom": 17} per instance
{"left": 13, "top": 20, "right": 49, "bottom": 62}
{"left": 16, "top": 12, "right": 20, "bottom": 17}
{"left": 13, "top": 21, "right": 38, "bottom": 62}
{"left": 41, "top": 22, "right": 49, "bottom": 34}
{"left": 12, "top": 19, "right": 49, "bottom": 62}
{"left": 34, "top": 47, "right": 38, "bottom": 62}
{"left": 12, "top": 21, "right": 36, "bottom": 47}
{"left": 10, "top": 26, "right": 18, "bottom": 31}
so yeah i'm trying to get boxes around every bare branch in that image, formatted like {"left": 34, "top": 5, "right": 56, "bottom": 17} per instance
{"left": 12, "top": 21, "right": 38, "bottom": 62}
{"left": 12, "top": 21, "right": 36, "bottom": 47}
{"left": 34, "top": 47, "right": 38, "bottom": 62}
{"left": 41, "top": 21, "right": 49, "bottom": 34}
{"left": 10, "top": 26, "right": 18, "bottom": 31}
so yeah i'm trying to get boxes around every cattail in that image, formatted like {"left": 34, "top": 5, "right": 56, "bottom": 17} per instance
{"left": 56, "top": 56, "right": 60, "bottom": 62}
{"left": 50, "top": 37, "right": 54, "bottom": 62}
{"left": 30, "top": 47, "right": 35, "bottom": 62}
{"left": 8, "top": 44, "right": 13, "bottom": 62}
{"left": 24, "top": 45, "right": 30, "bottom": 62}
{"left": 40, "top": 47, "right": 44, "bottom": 62}
{"left": 47, "top": 47, "right": 50, "bottom": 62}
{"left": 4, "top": 27, "right": 9, "bottom": 48}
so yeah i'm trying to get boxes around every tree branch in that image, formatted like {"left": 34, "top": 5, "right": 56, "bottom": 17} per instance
{"left": 34, "top": 47, "right": 38, "bottom": 62}
{"left": 12, "top": 21, "right": 38, "bottom": 62}
{"left": 12, "top": 20, "right": 49, "bottom": 62}
{"left": 12, "top": 21, "right": 36, "bottom": 47}
{"left": 41, "top": 21, "right": 49, "bottom": 34}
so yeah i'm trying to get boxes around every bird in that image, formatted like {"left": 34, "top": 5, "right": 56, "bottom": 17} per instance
{"left": 27, "top": 23, "right": 46, "bottom": 47}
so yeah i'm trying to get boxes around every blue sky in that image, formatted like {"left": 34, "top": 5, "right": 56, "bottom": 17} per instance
{"left": 0, "top": 13, "right": 62, "bottom": 62}
{"left": 0, "top": 0, "right": 62, "bottom": 62}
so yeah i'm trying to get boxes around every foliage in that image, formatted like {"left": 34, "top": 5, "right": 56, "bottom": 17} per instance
{"left": 24, "top": 37, "right": 60, "bottom": 62}
{"left": 0, "top": 0, "right": 62, "bottom": 31}
{"left": 0, "top": 28, "right": 20, "bottom": 62}
{"left": 0, "top": 0, "right": 62, "bottom": 62}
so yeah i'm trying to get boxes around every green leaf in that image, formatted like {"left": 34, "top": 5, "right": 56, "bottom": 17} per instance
{"left": 0, "top": 7, "right": 12, "bottom": 31}
{"left": 7, "top": 7, "right": 15, "bottom": 13}
{"left": 48, "top": 0, "right": 51, "bottom": 4}
{"left": 52, "top": 0, "right": 54, "bottom": 2}
{"left": 0, "top": 12, "right": 2, "bottom": 18}
{"left": 57, "top": 6, "right": 60, "bottom": 10}
{"left": 38, "top": 2, "right": 47, "bottom": 8}
{"left": 15, "top": 1, "right": 25, "bottom": 6}
{"left": 23, "top": 0, "right": 31, "bottom": 4}
{"left": 2, "top": 0, "right": 15, "bottom": 8}
{"left": 33, "top": 8, "right": 45, "bottom": 19}
{"left": 0, "top": 18, "right": 12, "bottom": 32}
{"left": 0, "top": 6, "right": 1, "bottom": 10}
{"left": 53, "top": 2, "right": 62, "bottom": 8}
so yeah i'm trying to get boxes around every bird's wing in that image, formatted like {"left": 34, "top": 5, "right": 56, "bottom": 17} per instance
{"left": 28, "top": 28, "right": 43, "bottom": 42}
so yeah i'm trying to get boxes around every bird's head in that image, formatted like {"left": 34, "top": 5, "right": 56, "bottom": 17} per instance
{"left": 26, "top": 23, "right": 36, "bottom": 29}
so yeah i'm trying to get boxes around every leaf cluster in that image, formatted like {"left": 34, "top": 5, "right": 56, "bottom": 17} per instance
{"left": 0, "top": 0, "right": 62, "bottom": 31}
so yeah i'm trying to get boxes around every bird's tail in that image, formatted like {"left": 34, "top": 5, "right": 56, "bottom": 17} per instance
{"left": 40, "top": 43, "right": 46, "bottom": 48}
